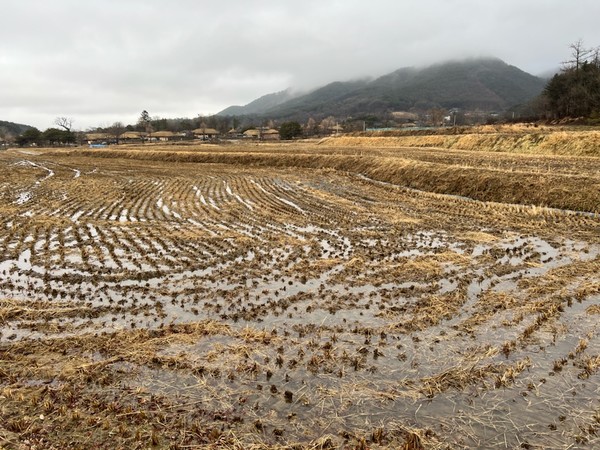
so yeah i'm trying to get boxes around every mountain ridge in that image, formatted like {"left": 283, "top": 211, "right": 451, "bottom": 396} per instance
{"left": 217, "top": 58, "right": 546, "bottom": 120}
{"left": 0, "top": 120, "right": 34, "bottom": 137}
{"left": 218, "top": 88, "right": 299, "bottom": 116}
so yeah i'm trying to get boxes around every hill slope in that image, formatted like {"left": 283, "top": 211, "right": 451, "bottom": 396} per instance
{"left": 0, "top": 120, "right": 33, "bottom": 136}
{"left": 218, "top": 89, "right": 298, "bottom": 116}
{"left": 218, "top": 58, "right": 546, "bottom": 120}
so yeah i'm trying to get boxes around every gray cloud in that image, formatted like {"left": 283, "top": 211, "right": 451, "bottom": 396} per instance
{"left": 2, "top": 0, "right": 600, "bottom": 130}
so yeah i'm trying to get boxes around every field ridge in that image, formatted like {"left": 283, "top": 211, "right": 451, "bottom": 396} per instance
{"left": 74, "top": 147, "right": 600, "bottom": 214}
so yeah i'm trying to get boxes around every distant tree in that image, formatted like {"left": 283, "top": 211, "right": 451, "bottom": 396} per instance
{"left": 429, "top": 108, "right": 447, "bottom": 127}
{"left": 139, "top": 110, "right": 150, "bottom": 124}
{"left": 304, "top": 117, "right": 317, "bottom": 136}
{"left": 74, "top": 131, "right": 87, "bottom": 146}
{"left": 54, "top": 117, "right": 76, "bottom": 143}
{"left": 16, "top": 128, "right": 41, "bottom": 146}
{"left": 562, "top": 39, "right": 593, "bottom": 73}
{"left": 279, "top": 121, "right": 303, "bottom": 140}
{"left": 138, "top": 110, "right": 152, "bottom": 142}
{"left": 544, "top": 40, "right": 600, "bottom": 119}
{"left": 357, "top": 114, "right": 379, "bottom": 129}
{"left": 151, "top": 117, "right": 168, "bottom": 132}
{"left": 54, "top": 116, "right": 73, "bottom": 132}
{"left": 214, "top": 116, "right": 231, "bottom": 134}
{"left": 178, "top": 118, "right": 194, "bottom": 131}
{"left": 107, "top": 121, "right": 126, "bottom": 144}
{"left": 319, "top": 116, "right": 337, "bottom": 133}
{"left": 343, "top": 119, "right": 366, "bottom": 132}
{"left": 42, "top": 128, "right": 72, "bottom": 146}
{"left": 0, "top": 127, "right": 10, "bottom": 144}
{"left": 205, "top": 116, "right": 217, "bottom": 130}
{"left": 196, "top": 114, "right": 207, "bottom": 129}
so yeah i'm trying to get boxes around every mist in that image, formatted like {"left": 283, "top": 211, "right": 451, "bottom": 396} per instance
{"left": 1, "top": 0, "right": 599, "bottom": 129}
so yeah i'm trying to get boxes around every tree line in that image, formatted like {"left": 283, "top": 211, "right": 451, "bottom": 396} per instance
{"left": 15, "top": 117, "right": 76, "bottom": 146}
{"left": 543, "top": 40, "right": 600, "bottom": 120}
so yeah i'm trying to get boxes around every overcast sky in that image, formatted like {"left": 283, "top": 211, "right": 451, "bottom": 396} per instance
{"left": 2, "top": 0, "right": 600, "bottom": 130}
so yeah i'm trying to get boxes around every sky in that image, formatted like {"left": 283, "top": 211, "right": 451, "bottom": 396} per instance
{"left": 2, "top": 0, "right": 600, "bottom": 131}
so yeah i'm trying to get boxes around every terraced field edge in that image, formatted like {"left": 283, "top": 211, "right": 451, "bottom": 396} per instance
{"left": 74, "top": 149, "right": 600, "bottom": 215}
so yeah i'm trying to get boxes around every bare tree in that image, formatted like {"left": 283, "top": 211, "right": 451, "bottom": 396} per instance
{"left": 592, "top": 46, "right": 600, "bottom": 67}
{"left": 55, "top": 117, "right": 74, "bottom": 132}
{"left": 319, "top": 116, "right": 336, "bottom": 134}
{"left": 563, "top": 39, "right": 593, "bottom": 72}
{"left": 305, "top": 117, "right": 317, "bottom": 136}
{"left": 429, "top": 107, "right": 447, "bottom": 127}
{"left": 107, "top": 121, "right": 126, "bottom": 145}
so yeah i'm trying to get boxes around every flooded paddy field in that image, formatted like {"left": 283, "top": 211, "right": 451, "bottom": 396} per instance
{"left": 0, "top": 144, "right": 599, "bottom": 449}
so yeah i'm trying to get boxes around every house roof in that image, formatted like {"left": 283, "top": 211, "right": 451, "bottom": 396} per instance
{"left": 85, "top": 133, "right": 110, "bottom": 140}
{"left": 263, "top": 129, "right": 280, "bottom": 135}
{"left": 192, "top": 128, "right": 218, "bottom": 135}
{"left": 153, "top": 131, "right": 176, "bottom": 138}
{"left": 243, "top": 129, "right": 260, "bottom": 137}
{"left": 391, "top": 111, "right": 419, "bottom": 120}
{"left": 121, "top": 131, "right": 145, "bottom": 139}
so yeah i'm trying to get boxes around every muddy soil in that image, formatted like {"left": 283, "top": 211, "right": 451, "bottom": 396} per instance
{"left": 0, "top": 146, "right": 599, "bottom": 449}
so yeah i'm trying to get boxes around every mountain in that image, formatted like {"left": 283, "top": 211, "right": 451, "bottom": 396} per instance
{"left": 257, "top": 79, "right": 371, "bottom": 118}
{"left": 218, "top": 88, "right": 299, "bottom": 116}
{"left": 0, "top": 120, "right": 34, "bottom": 136}
{"left": 217, "top": 58, "right": 546, "bottom": 121}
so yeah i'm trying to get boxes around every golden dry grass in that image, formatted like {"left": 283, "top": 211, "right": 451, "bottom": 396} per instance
{"left": 65, "top": 138, "right": 600, "bottom": 214}
{"left": 330, "top": 125, "right": 600, "bottom": 157}
{"left": 1, "top": 135, "right": 599, "bottom": 449}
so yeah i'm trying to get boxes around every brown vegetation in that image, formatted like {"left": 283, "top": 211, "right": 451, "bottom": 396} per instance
{"left": 334, "top": 124, "right": 600, "bottom": 157}
{"left": 1, "top": 133, "right": 599, "bottom": 448}
{"left": 69, "top": 138, "right": 600, "bottom": 214}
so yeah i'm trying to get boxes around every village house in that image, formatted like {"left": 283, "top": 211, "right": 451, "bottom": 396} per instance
{"left": 192, "top": 128, "right": 219, "bottom": 140}
{"left": 119, "top": 131, "right": 146, "bottom": 143}
{"left": 242, "top": 128, "right": 280, "bottom": 140}
{"left": 262, "top": 128, "right": 280, "bottom": 140}
{"left": 86, "top": 131, "right": 154, "bottom": 145}
{"left": 85, "top": 133, "right": 111, "bottom": 145}
{"left": 243, "top": 129, "right": 260, "bottom": 139}
{"left": 152, "top": 131, "right": 176, "bottom": 142}
{"left": 330, "top": 124, "right": 344, "bottom": 135}
{"left": 227, "top": 128, "right": 244, "bottom": 138}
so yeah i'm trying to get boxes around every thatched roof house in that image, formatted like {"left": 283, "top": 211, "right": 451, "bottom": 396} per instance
{"left": 152, "top": 131, "right": 176, "bottom": 141}
{"left": 262, "top": 129, "right": 280, "bottom": 140}
{"left": 391, "top": 111, "right": 419, "bottom": 121}
{"left": 120, "top": 131, "right": 146, "bottom": 140}
{"left": 85, "top": 133, "right": 111, "bottom": 143}
{"left": 243, "top": 129, "right": 260, "bottom": 138}
{"left": 242, "top": 128, "right": 280, "bottom": 140}
{"left": 192, "top": 128, "right": 219, "bottom": 139}
{"left": 117, "top": 131, "right": 148, "bottom": 143}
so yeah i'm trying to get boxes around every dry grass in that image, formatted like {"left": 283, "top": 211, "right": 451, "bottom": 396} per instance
{"left": 1, "top": 136, "right": 599, "bottom": 449}
{"left": 331, "top": 126, "right": 600, "bottom": 157}
{"left": 587, "top": 305, "right": 600, "bottom": 315}
{"left": 67, "top": 142, "right": 600, "bottom": 214}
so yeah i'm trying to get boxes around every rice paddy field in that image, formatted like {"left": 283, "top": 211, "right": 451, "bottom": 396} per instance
{"left": 0, "top": 138, "right": 599, "bottom": 449}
